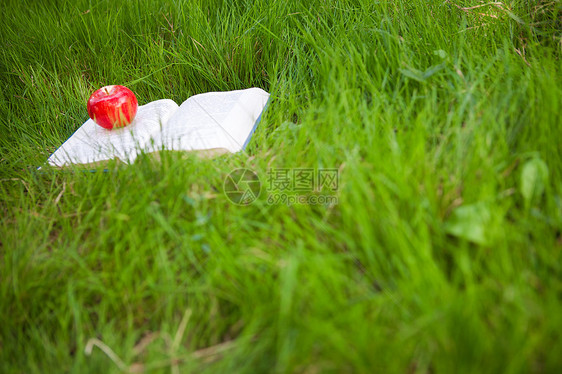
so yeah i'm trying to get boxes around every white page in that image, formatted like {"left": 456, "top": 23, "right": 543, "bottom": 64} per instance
{"left": 158, "top": 88, "right": 269, "bottom": 153}
{"left": 47, "top": 99, "right": 178, "bottom": 166}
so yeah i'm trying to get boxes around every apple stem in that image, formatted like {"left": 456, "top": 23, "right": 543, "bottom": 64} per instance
{"left": 104, "top": 88, "right": 110, "bottom": 95}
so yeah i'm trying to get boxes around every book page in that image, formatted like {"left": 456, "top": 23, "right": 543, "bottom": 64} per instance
{"left": 47, "top": 99, "right": 178, "bottom": 166}
{"left": 158, "top": 88, "right": 269, "bottom": 153}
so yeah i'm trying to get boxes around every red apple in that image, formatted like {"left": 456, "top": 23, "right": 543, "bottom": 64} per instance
{"left": 87, "top": 85, "right": 138, "bottom": 130}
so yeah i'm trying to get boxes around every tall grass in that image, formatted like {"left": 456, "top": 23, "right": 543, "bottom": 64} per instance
{"left": 1, "top": 0, "right": 561, "bottom": 373}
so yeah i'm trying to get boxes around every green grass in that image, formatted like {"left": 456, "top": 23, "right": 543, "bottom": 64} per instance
{"left": 1, "top": 0, "right": 561, "bottom": 372}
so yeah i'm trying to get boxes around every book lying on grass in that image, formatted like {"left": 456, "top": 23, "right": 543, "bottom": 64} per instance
{"left": 46, "top": 87, "right": 269, "bottom": 167}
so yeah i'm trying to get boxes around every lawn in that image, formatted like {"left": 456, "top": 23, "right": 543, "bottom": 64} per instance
{"left": 1, "top": 0, "right": 561, "bottom": 373}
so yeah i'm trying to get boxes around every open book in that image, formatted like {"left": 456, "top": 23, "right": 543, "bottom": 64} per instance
{"left": 46, "top": 87, "right": 269, "bottom": 167}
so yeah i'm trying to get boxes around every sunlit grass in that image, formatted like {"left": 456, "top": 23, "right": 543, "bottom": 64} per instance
{"left": 1, "top": 0, "right": 561, "bottom": 373}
